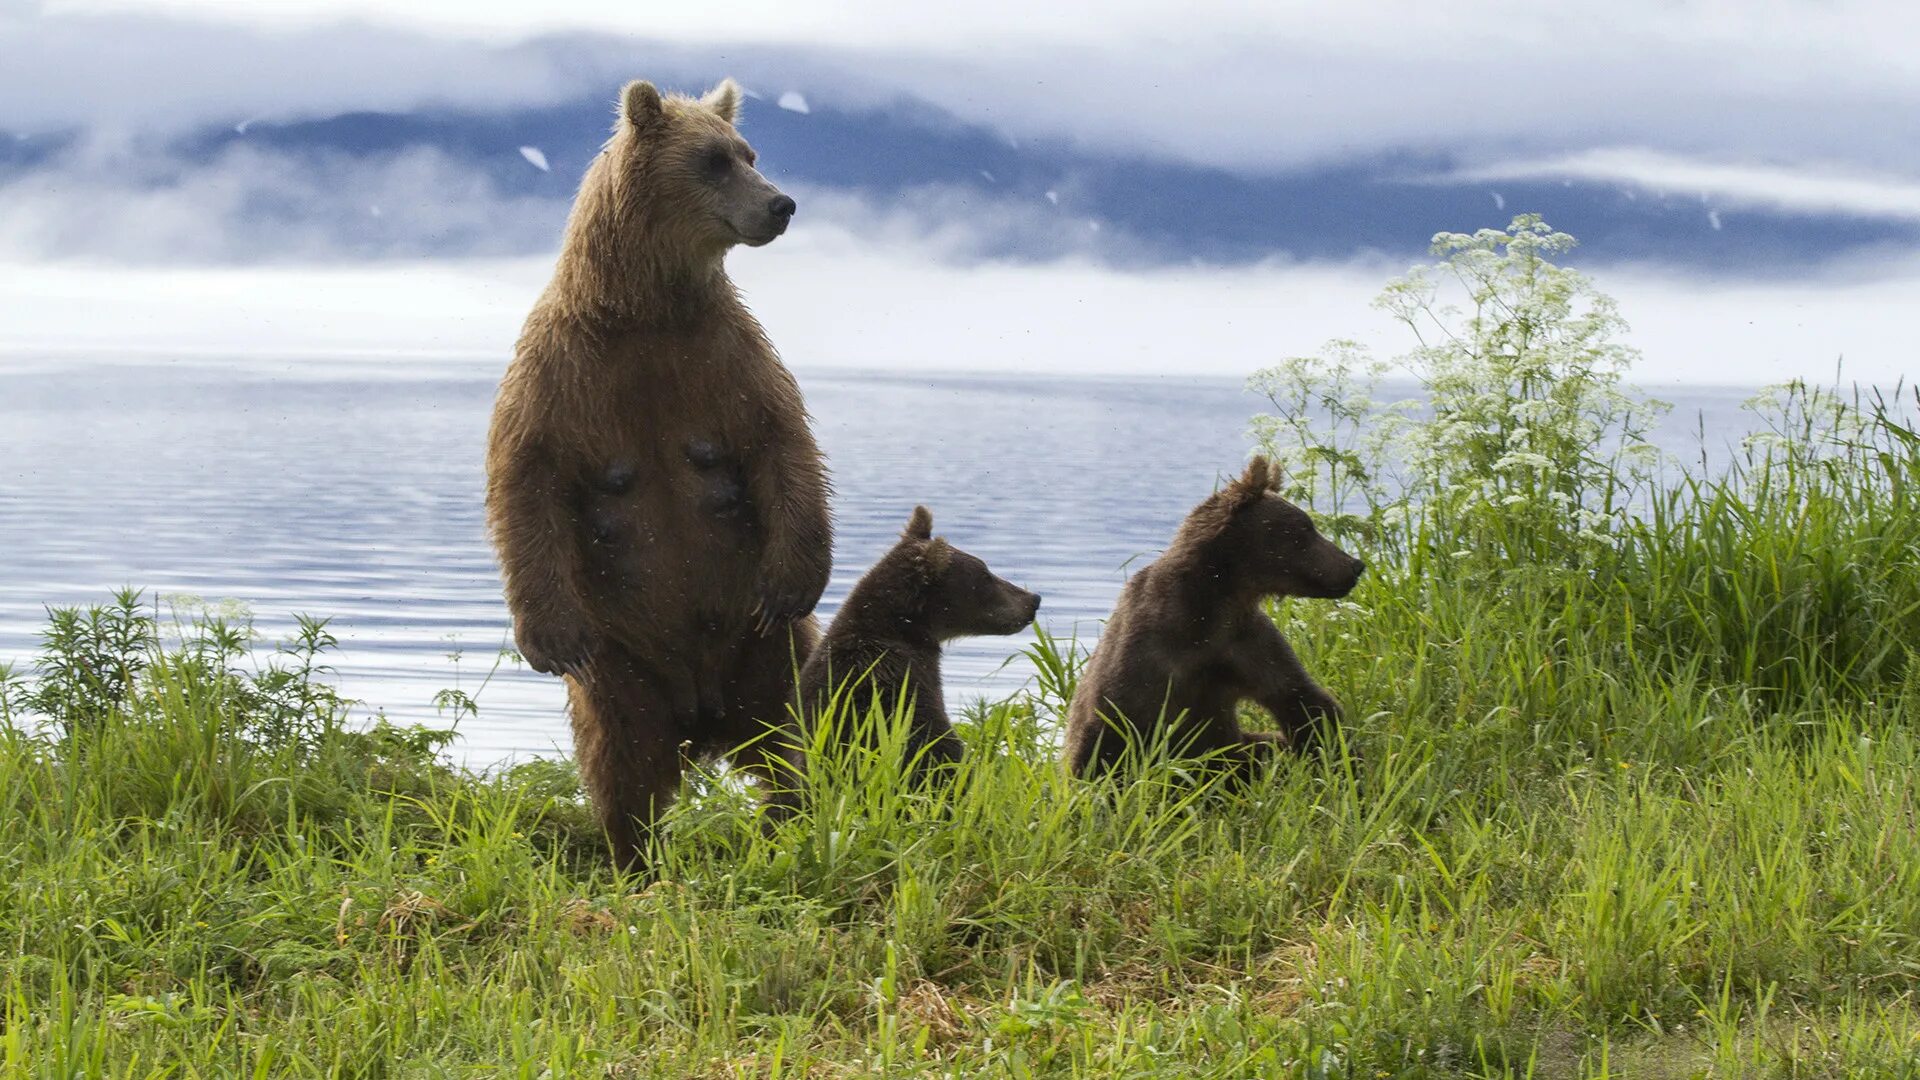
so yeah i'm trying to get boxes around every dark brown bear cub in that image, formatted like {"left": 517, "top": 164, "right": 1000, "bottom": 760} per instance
{"left": 796, "top": 507, "right": 1040, "bottom": 777}
{"left": 1063, "top": 457, "right": 1364, "bottom": 778}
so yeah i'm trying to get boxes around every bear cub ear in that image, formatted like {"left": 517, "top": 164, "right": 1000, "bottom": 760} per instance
{"left": 622, "top": 80, "right": 664, "bottom": 127}
{"left": 1231, "top": 455, "right": 1281, "bottom": 499}
{"left": 702, "top": 78, "right": 743, "bottom": 125}
{"left": 1242, "top": 455, "right": 1269, "bottom": 492}
{"left": 904, "top": 505, "right": 934, "bottom": 541}
{"left": 1263, "top": 456, "right": 1283, "bottom": 491}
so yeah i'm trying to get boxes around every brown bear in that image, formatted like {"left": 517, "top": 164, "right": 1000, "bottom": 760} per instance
{"left": 795, "top": 506, "right": 1040, "bottom": 779}
{"left": 1062, "top": 456, "right": 1365, "bottom": 779}
{"left": 484, "top": 77, "right": 830, "bottom": 865}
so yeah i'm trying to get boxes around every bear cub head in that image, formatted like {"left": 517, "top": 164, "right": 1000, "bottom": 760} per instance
{"left": 612, "top": 77, "right": 796, "bottom": 253}
{"left": 1188, "top": 456, "right": 1366, "bottom": 600}
{"left": 884, "top": 506, "right": 1041, "bottom": 642}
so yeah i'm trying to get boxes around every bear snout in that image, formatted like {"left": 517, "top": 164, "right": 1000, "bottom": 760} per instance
{"left": 1331, "top": 556, "right": 1367, "bottom": 597}
{"left": 756, "top": 194, "right": 796, "bottom": 241}
{"left": 731, "top": 190, "right": 796, "bottom": 246}
{"left": 1009, "top": 590, "right": 1042, "bottom": 631}
{"left": 990, "top": 587, "right": 1041, "bottom": 634}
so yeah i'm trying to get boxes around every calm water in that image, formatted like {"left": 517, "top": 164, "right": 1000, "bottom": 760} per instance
{"left": 0, "top": 356, "right": 1758, "bottom": 765}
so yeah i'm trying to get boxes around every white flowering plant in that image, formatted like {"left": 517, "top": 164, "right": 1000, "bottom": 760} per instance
{"left": 1252, "top": 215, "right": 1669, "bottom": 568}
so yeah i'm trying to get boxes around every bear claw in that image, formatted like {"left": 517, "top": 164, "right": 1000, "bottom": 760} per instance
{"left": 515, "top": 621, "right": 595, "bottom": 678}
{"left": 750, "top": 587, "right": 816, "bottom": 634}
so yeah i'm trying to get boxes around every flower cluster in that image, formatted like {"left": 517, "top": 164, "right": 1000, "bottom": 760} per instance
{"left": 1251, "top": 215, "right": 1670, "bottom": 566}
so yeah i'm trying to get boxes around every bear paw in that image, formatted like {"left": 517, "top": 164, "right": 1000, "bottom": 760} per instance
{"left": 514, "top": 618, "right": 596, "bottom": 678}
{"left": 750, "top": 581, "right": 819, "bottom": 635}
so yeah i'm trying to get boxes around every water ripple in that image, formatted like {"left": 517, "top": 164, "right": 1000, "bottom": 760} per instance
{"left": 0, "top": 357, "right": 1755, "bottom": 765}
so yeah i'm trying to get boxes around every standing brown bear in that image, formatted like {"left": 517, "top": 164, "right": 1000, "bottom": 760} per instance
{"left": 1063, "top": 457, "right": 1365, "bottom": 778}
{"left": 485, "top": 78, "right": 830, "bottom": 865}
{"left": 796, "top": 506, "right": 1040, "bottom": 779}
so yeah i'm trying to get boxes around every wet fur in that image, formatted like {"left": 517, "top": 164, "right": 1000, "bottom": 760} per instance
{"left": 797, "top": 507, "right": 1039, "bottom": 781}
{"left": 485, "top": 79, "right": 829, "bottom": 864}
{"left": 1063, "top": 457, "right": 1365, "bottom": 779}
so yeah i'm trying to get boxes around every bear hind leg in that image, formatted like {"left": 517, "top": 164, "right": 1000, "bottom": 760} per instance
{"left": 568, "top": 663, "right": 690, "bottom": 869}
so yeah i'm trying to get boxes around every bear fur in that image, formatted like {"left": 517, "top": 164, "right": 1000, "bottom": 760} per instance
{"left": 796, "top": 506, "right": 1040, "bottom": 777}
{"left": 1062, "top": 456, "right": 1365, "bottom": 778}
{"left": 484, "top": 78, "right": 830, "bottom": 864}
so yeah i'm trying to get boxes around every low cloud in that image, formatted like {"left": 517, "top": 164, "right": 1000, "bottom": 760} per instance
{"left": 0, "top": 135, "right": 567, "bottom": 263}
{"left": 2, "top": 228, "right": 1912, "bottom": 387}
{"left": 793, "top": 183, "right": 1146, "bottom": 265}
{"left": 1454, "top": 148, "right": 1920, "bottom": 224}
{"left": 0, "top": 133, "right": 1148, "bottom": 265}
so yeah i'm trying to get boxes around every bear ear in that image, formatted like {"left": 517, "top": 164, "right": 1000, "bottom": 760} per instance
{"left": 1238, "top": 456, "right": 1272, "bottom": 496}
{"left": 701, "top": 77, "right": 743, "bottom": 126}
{"left": 904, "top": 505, "right": 934, "bottom": 541}
{"left": 621, "top": 80, "right": 664, "bottom": 128}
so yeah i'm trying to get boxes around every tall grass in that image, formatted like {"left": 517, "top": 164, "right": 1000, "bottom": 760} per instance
{"left": 5, "top": 220, "right": 1920, "bottom": 1076}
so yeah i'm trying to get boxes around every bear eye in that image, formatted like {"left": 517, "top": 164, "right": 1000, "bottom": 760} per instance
{"left": 702, "top": 148, "right": 732, "bottom": 178}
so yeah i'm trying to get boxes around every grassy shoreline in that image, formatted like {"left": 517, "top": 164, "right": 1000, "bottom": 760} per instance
{"left": 5, "top": 390, "right": 1918, "bottom": 1076}
{"left": 7, "top": 220, "right": 1919, "bottom": 1076}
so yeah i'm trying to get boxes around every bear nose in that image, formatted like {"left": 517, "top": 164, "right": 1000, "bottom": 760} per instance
{"left": 768, "top": 194, "right": 796, "bottom": 220}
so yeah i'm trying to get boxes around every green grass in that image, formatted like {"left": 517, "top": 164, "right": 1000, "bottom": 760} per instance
{"left": 4, "top": 382, "right": 1919, "bottom": 1078}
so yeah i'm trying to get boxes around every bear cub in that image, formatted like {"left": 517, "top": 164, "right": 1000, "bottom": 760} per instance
{"left": 797, "top": 506, "right": 1041, "bottom": 777}
{"left": 1063, "top": 456, "right": 1365, "bottom": 778}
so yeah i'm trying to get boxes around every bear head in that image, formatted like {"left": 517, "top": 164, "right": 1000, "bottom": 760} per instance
{"left": 1183, "top": 456, "right": 1367, "bottom": 600}
{"left": 893, "top": 506, "right": 1042, "bottom": 642}
{"left": 575, "top": 77, "right": 795, "bottom": 276}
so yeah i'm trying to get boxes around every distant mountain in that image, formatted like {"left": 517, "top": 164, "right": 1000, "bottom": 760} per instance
{"left": 5, "top": 87, "right": 1911, "bottom": 272}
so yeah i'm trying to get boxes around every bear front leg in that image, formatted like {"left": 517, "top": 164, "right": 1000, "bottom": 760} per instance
{"left": 745, "top": 395, "right": 833, "bottom": 633}
{"left": 903, "top": 695, "right": 965, "bottom": 783}
{"left": 1256, "top": 683, "right": 1342, "bottom": 755}
{"left": 908, "top": 726, "right": 964, "bottom": 773}
{"left": 567, "top": 657, "right": 692, "bottom": 869}
{"left": 487, "top": 440, "right": 597, "bottom": 676}
{"left": 1233, "top": 613, "right": 1343, "bottom": 754}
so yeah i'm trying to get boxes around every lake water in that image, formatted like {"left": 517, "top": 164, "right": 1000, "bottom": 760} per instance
{"left": 0, "top": 356, "right": 1759, "bottom": 765}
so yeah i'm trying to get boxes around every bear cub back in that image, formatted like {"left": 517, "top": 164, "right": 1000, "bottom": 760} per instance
{"left": 1063, "top": 456, "right": 1366, "bottom": 778}
{"left": 797, "top": 506, "right": 1041, "bottom": 776}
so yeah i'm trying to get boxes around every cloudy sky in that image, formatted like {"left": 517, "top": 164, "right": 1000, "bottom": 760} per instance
{"left": 2, "top": 0, "right": 1916, "bottom": 383}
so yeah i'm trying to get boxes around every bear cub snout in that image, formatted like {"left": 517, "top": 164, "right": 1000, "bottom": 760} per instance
{"left": 797, "top": 506, "right": 1040, "bottom": 778}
